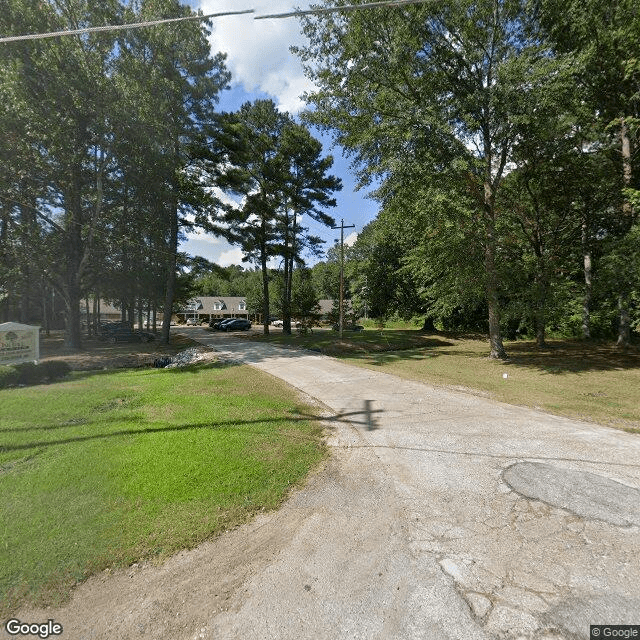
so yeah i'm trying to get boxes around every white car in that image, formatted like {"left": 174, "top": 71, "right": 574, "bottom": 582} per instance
{"left": 271, "top": 319, "right": 283, "bottom": 327}
{"left": 186, "top": 318, "right": 198, "bottom": 326}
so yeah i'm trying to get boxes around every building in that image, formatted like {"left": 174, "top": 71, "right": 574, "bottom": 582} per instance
{"left": 177, "top": 297, "right": 250, "bottom": 324}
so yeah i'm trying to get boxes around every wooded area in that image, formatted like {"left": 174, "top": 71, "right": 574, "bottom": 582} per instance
{"left": 1, "top": 0, "right": 638, "bottom": 357}
{"left": 296, "top": 0, "right": 640, "bottom": 357}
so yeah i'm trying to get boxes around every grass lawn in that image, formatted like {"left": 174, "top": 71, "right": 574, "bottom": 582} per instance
{"left": 0, "top": 362, "right": 325, "bottom": 616}
{"left": 250, "top": 328, "right": 640, "bottom": 432}
{"left": 249, "top": 326, "right": 437, "bottom": 355}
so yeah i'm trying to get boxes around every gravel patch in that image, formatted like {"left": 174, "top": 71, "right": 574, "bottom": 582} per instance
{"left": 160, "top": 347, "right": 219, "bottom": 368}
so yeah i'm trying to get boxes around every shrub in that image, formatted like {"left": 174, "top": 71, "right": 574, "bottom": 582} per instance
{"left": 40, "top": 360, "right": 71, "bottom": 382}
{"left": 0, "top": 366, "right": 19, "bottom": 389}
{"left": 15, "top": 362, "right": 46, "bottom": 386}
{"left": 0, "top": 361, "right": 71, "bottom": 388}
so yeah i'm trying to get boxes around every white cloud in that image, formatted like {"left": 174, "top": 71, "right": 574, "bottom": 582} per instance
{"left": 217, "top": 246, "right": 245, "bottom": 267}
{"left": 184, "top": 228, "right": 225, "bottom": 245}
{"left": 198, "top": 0, "right": 315, "bottom": 113}
{"left": 344, "top": 231, "right": 358, "bottom": 247}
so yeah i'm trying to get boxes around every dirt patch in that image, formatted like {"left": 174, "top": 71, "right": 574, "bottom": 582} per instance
{"left": 2, "top": 455, "right": 335, "bottom": 640}
{"left": 38, "top": 330, "right": 204, "bottom": 371}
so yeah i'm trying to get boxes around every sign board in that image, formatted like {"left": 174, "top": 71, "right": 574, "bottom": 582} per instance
{"left": 0, "top": 322, "right": 40, "bottom": 365}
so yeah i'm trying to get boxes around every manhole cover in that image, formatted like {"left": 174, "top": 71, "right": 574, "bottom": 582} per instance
{"left": 503, "top": 462, "right": 640, "bottom": 527}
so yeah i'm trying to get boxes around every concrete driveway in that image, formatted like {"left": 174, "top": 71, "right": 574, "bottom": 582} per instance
{"left": 187, "top": 328, "right": 640, "bottom": 640}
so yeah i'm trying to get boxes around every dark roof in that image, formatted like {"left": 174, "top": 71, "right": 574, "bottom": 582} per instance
{"left": 180, "top": 297, "right": 247, "bottom": 313}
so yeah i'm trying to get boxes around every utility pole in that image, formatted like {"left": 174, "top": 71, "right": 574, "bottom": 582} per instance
{"left": 332, "top": 219, "right": 355, "bottom": 340}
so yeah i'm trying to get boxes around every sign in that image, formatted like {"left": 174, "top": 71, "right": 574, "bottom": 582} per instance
{"left": 0, "top": 323, "right": 40, "bottom": 365}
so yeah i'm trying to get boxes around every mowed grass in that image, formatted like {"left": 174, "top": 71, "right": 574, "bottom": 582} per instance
{"left": 252, "top": 328, "right": 640, "bottom": 432}
{"left": 0, "top": 362, "right": 325, "bottom": 615}
{"left": 250, "top": 326, "right": 436, "bottom": 355}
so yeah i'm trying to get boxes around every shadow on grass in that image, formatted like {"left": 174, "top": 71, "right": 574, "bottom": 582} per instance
{"left": 349, "top": 350, "right": 438, "bottom": 366}
{"left": 0, "top": 401, "right": 382, "bottom": 452}
{"left": 344, "top": 333, "right": 640, "bottom": 375}
{"left": 503, "top": 340, "right": 640, "bottom": 374}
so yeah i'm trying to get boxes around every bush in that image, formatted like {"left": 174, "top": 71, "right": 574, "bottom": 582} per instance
{"left": 15, "top": 362, "right": 46, "bottom": 386}
{"left": 0, "top": 366, "right": 19, "bottom": 389}
{"left": 40, "top": 360, "right": 71, "bottom": 382}
{"left": 0, "top": 361, "right": 71, "bottom": 388}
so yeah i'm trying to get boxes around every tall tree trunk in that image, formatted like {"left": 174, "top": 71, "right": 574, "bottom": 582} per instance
{"left": 617, "top": 118, "right": 633, "bottom": 348}
{"left": 19, "top": 266, "right": 29, "bottom": 324}
{"left": 282, "top": 207, "right": 292, "bottom": 335}
{"left": 581, "top": 217, "right": 592, "bottom": 339}
{"left": 19, "top": 200, "right": 36, "bottom": 324}
{"left": 287, "top": 211, "right": 297, "bottom": 333}
{"left": 260, "top": 225, "right": 270, "bottom": 335}
{"left": 534, "top": 297, "right": 546, "bottom": 348}
{"left": 42, "top": 281, "right": 50, "bottom": 336}
{"left": 533, "top": 253, "right": 548, "bottom": 348}
{"left": 161, "top": 197, "right": 178, "bottom": 345}
{"left": 484, "top": 182, "right": 507, "bottom": 359}
{"left": 64, "top": 167, "right": 83, "bottom": 349}
{"left": 617, "top": 296, "right": 630, "bottom": 348}
{"left": 85, "top": 297, "right": 91, "bottom": 337}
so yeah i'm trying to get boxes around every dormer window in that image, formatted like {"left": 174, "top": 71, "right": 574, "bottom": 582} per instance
{"left": 238, "top": 301, "right": 246, "bottom": 311}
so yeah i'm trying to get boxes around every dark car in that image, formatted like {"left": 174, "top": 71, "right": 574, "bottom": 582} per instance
{"left": 332, "top": 323, "right": 364, "bottom": 332}
{"left": 222, "top": 318, "right": 252, "bottom": 331}
{"left": 98, "top": 322, "right": 155, "bottom": 343}
{"left": 209, "top": 318, "right": 235, "bottom": 330}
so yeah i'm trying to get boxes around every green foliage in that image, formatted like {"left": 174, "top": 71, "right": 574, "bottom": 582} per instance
{"left": 186, "top": 99, "right": 340, "bottom": 331}
{"left": 0, "top": 0, "right": 230, "bottom": 346}
{"left": 14, "top": 362, "right": 44, "bottom": 386}
{"left": 0, "top": 366, "right": 19, "bottom": 389}
{"left": 0, "top": 360, "right": 71, "bottom": 388}
{"left": 39, "top": 360, "right": 72, "bottom": 382}
{"left": 295, "top": 0, "right": 639, "bottom": 347}
{"left": 291, "top": 268, "right": 322, "bottom": 330}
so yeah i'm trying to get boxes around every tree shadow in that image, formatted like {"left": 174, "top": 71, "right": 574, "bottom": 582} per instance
{"left": 503, "top": 340, "right": 640, "bottom": 374}
{"left": 0, "top": 402, "right": 382, "bottom": 452}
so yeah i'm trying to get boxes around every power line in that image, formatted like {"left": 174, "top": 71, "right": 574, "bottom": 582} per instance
{"left": 0, "top": 1, "right": 431, "bottom": 43}
{"left": 255, "top": 0, "right": 430, "bottom": 20}
{"left": 0, "top": 9, "right": 254, "bottom": 44}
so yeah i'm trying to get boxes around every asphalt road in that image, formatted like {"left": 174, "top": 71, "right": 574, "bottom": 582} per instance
{"left": 188, "top": 328, "right": 640, "bottom": 640}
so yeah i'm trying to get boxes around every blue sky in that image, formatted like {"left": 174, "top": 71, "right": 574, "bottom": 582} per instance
{"left": 180, "top": 1, "right": 380, "bottom": 267}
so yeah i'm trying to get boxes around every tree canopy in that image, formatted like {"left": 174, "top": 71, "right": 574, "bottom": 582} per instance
{"left": 296, "top": 0, "right": 639, "bottom": 354}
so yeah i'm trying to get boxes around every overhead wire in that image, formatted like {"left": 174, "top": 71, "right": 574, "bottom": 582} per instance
{"left": 0, "top": 9, "right": 254, "bottom": 44}
{"left": 0, "top": 1, "right": 430, "bottom": 43}
{"left": 255, "top": 0, "right": 430, "bottom": 19}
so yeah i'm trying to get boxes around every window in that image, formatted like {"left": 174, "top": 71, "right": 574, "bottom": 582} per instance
{"left": 238, "top": 301, "right": 246, "bottom": 311}
{"left": 213, "top": 302, "right": 222, "bottom": 310}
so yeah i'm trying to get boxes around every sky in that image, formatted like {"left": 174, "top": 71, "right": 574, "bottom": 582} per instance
{"left": 179, "top": 0, "right": 379, "bottom": 267}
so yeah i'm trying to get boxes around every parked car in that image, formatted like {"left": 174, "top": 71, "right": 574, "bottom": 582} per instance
{"left": 209, "top": 318, "right": 235, "bottom": 330}
{"left": 98, "top": 322, "right": 155, "bottom": 343}
{"left": 332, "top": 323, "right": 364, "bottom": 332}
{"left": 185, "top": 318, "right": 199, "bottom": 326}
{"left": 222, "top": 318, "right": 252, "bottom": 331}
{"left": 271, "top": 319, "right": 283, "bottom": 327}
